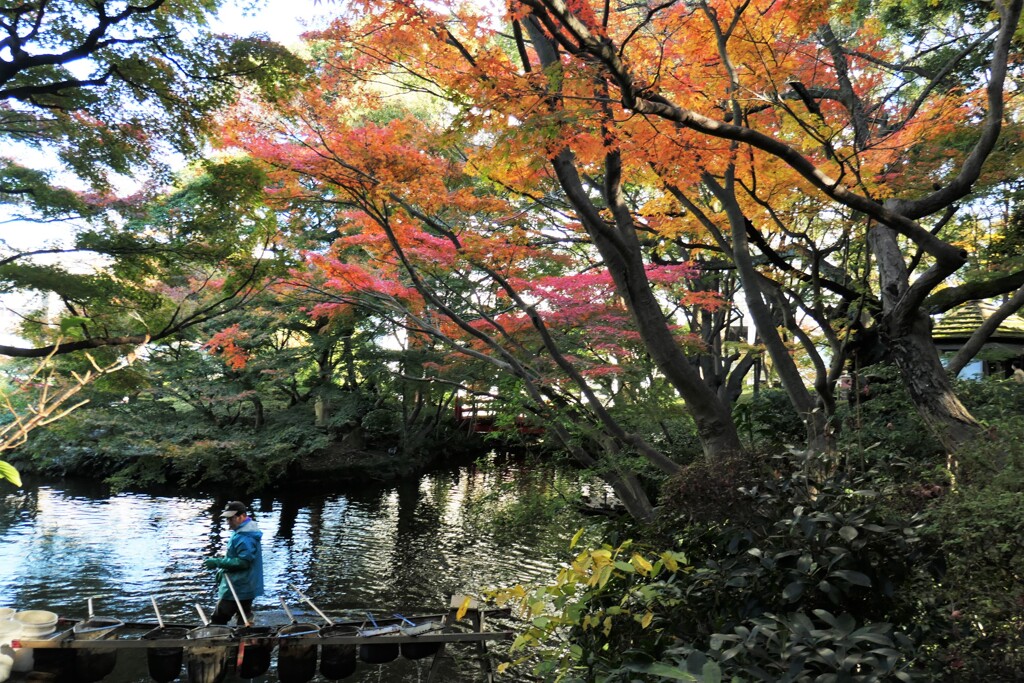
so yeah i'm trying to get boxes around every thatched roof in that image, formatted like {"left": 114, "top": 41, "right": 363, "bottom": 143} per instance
{"left": 932, "top": 300, "right": 1024, "bottom": 342}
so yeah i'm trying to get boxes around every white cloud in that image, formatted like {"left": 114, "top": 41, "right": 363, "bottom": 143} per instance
{"left": 213, "top": 0, "right": 336, "bottom": 44}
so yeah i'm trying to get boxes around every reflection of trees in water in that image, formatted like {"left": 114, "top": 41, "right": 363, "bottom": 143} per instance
{"left": 275, "top": 495, "right": 301, "bottom": 541}
{"left": 378, "top": 476, "right": 445, "bottom": 608}
{"left": 0, "top": 459, "right": 596, "bottom": 648}
{"left": 0, "top": 485, "right": 36, "bottom": 529}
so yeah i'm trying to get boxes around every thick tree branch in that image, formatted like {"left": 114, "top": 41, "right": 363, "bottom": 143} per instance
{"left": 946, "top": 285, "right": 1024, "bottom": 376}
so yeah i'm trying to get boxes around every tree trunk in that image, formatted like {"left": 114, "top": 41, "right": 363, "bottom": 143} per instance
{"left": 523, "top": 18, "right": 745, "bottom": 462}
{"left": 870, "top": 225, "right": 980, "bottom": 448}
{"left": 550, "top": 149, "right": 745, "bottom": 461}
{"left": 710, "top": 175, "right": 831, "bottom": 453}
{"left": 252, "top": 396, "right": 265, "bottom": 430}
{"left": 887, "top": 312, "right": 980, "bottom": 448}
{"left": 556, "top": 426, "right": 656, "bottom": 522}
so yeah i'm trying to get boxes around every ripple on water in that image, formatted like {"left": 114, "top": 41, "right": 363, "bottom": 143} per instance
{"left": 0, "top": 464, "right": 608, "bottom": 681}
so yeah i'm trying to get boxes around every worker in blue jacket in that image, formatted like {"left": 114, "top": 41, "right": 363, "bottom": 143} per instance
{"left": 204, "top": 500, "right": 264, "bottom": 625}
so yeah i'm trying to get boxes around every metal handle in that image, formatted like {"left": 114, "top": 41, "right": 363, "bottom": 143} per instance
{"left": 150, "top": 597, "right": 164, "bottom": 629}
{"left": 279, "top": 597, "right": 296, "bottom": 624}
{"left": 223, "top": 573, "right": 251, "bottom": 627}
{"left": 288, "top": 583, "right": 334, "bottom": 626}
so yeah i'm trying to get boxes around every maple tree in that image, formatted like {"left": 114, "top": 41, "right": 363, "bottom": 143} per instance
{"left": 499, "top": 0, "right": 1022, "bottom": 448}
{"left": 220, "top": 35, "right": 759, "bottom": 472}
{"left": 218, "top": 78, "right": 741, "bottom": 515}
{"left": 233, "top": 0, "right": 1024, "bottom": 454}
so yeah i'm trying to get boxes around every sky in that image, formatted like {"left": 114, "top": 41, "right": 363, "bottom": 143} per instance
{"left": 213, "top": 0, "right": 335, "bottom": 44}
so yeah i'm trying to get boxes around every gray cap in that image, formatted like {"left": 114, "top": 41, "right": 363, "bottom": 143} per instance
{"left": 219, "top": 501, "right": 247, "bottom": 518}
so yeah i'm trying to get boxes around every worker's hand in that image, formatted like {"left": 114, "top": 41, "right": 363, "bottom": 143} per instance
{"left": 203, "top": 558, "right": 224, "bottom": 570}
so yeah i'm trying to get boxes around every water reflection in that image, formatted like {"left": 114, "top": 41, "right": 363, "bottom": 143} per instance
{"left": 0, "top": 460, "right": 603, "bottom": 682}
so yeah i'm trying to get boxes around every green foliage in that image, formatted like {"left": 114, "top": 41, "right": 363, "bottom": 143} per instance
{"left": 919, "top": 488, "right": 1024, "bottom": 678}
{"left": 0, "top": 461, "right": 21, "bottom": 487}
{"left": 0, "top": 0, "right": 301, "bottom": 195}
{"left": 360, "top": 408, "right": 400, "bottom": 440}
{"left": 909, "top": 393, "right": 1024, "bottom": 678}
{"left": 614, "top": 405, "right": 703, "bottom": 466}
{"left": 954, "top": 375, "right": 1024, "bottom": 425}
{"left": 491, "top": 379, "right": 1024, "bottom": 682}
{"left": 488, "top": 537, "right": 702, "bottom": 682}
{"left": 17, "top": 398, "right": 330, "bottom": 492}
{"left": 836, "top": 365, "right": 943, "bottom": 460}
{"left": 496, "top": 451, "right": 934, "bottom": 681}
{"left": 733, "top": 388, "right": 806, "bottom": 453}
{"left": 696, "top": 611, "right": 914, "bottom": 682}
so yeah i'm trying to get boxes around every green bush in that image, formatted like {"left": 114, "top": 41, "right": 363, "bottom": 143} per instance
{"left": 14, "top": 399, "right": 329, "bottom": 491}
{"left": 835, "top": 365, "right": 943, "bottom": 460}
{"left": 917, "top": 488, "right": 1024, "bottom": 679}
{"left": 497, "top": 452, "right": 935, "bottom": 681}
{"left": 733, "top": 388, "right": 806, "bottom": 452}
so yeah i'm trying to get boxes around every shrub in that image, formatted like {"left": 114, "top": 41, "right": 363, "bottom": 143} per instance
{"left": 834, "top": 365, "right": 942, "bottom": 461}
{"left": 733, "top": 388, "right": 806, "bottom": 452}
{"left": 495, "top": 452, "right": 933, "bottom": 681}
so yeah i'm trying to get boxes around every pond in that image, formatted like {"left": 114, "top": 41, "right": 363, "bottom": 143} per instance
{"left": 0, "top": 457, "right": 608, "bottom": 682}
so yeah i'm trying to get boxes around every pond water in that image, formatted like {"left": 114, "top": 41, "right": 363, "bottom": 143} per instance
{"left": 0, "top": 458, "right": 607, "bottom": 682}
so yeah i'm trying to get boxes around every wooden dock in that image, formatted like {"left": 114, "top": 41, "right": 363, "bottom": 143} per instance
{"left": 10, "top": 600, "right": 514, "bottom": 683}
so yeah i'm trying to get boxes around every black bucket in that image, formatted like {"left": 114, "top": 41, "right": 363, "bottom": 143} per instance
{"left": 143, "top": 626, "right": 189, "bottom": 683}
{"left": 235, "top": 626, "right": 274, "bottom": 679}
{"left": 358, "top": 636, "right": 398, "bottom": 665}
{"left": 31, "top": 624, "right": 75, "bottom": 681}
{"left": 401, "top": 635, "right": 441, "bottom": 661}
{"left": 319, "top": 624, "right": 357, "bottom": 680}
{"left": 185, "top": 625, "right": 233, "bottom": 683}
{"left": 277, "top": 622, "right": 319, "bottom": 683}
{"left": 72, "top": 616, "right": 123, "bottom": 682}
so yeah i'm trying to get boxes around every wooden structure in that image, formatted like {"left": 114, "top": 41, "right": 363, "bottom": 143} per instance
{"left": 932, "top": 300, "right": 1024, "bottom": 379}
{"left": 12, "top": 599, "right": 512, "bottom": 683}
{"left": 454, "top": 401, "right": 543, "bottom": 436}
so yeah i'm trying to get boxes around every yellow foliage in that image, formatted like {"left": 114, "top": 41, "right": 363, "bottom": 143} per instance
{"left": 456, "top": 595, "right": 473, "bottom": 621}
{"left": 631, "top": 553, "right": 653, "bottom": 576}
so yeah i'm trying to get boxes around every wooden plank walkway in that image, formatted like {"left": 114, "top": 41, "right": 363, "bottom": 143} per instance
{"left": 11, "top": 599, "right": 514, "bottom": 683}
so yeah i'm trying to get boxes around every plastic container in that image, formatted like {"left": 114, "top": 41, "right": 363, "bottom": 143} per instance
{"left": 11, "top": 610, "right": 58, "bottom": 672}
{"left": 0, "top": 618, "right": 20, "bottom": 679}
{"left": 0, "top": 620, "right": 19, "bottom": 645}
{"left": 14, "top": 610, "right": 58, "bottom": 636}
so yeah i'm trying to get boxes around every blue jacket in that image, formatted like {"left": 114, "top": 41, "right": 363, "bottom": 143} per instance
{"left": 217, "top": 518, "right": 264, "bottom": 600}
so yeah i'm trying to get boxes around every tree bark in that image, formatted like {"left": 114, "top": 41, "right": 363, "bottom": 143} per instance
{"left": 708, "top": 175, "right": 831, "bottom": 453}
{"left": 870, "top": 225, "right": 980, "bottom": 448}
